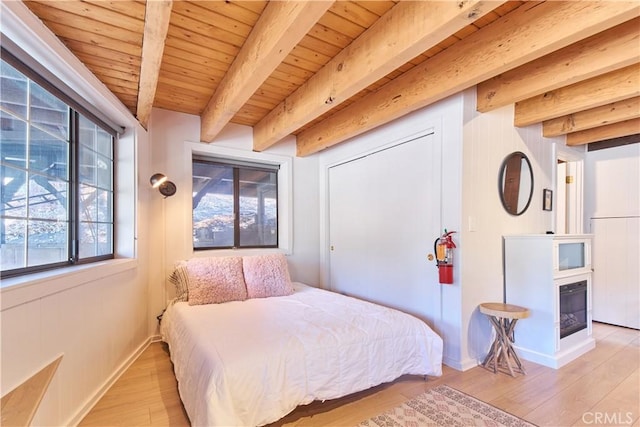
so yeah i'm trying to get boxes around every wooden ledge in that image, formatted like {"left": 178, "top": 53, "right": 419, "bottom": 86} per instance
{"left": 1, "top": 355, "right": 63, "bottom": 426}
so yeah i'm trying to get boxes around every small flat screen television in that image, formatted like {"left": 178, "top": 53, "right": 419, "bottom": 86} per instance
{"left": 558, "top": 242, "right": 585, "bottom": 270}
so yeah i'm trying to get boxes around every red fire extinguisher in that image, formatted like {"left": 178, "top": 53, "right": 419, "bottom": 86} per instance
{"left": 434, "top": 230, "right": 456, "bottom": 284}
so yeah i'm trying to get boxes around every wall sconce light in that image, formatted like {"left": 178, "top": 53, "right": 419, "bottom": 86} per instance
{"left": 150, "top": 173, "right": 177, "bottom": 197}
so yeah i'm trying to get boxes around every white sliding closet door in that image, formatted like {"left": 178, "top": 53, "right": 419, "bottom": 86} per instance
{"left": 591, "top": 216, "right": 640, "bottom": 329}
{"left": 328, "top": 133, "right": 442, "bottom": 319}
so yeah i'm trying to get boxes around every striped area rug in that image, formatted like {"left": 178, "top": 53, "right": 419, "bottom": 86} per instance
{"left": 357, "top": 385, "right": 536, "bottom": 427}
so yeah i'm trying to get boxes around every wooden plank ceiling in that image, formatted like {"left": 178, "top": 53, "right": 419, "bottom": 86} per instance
{"left": 22, "top": 0, "right": 640, "bottom": 156}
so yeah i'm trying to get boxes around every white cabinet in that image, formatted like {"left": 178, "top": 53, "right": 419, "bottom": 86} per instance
{"left": 591, "top": 217, "right": 640, "bottom": 329}
{"left": 504, "top": 234, "right": 595, "bottom": 369}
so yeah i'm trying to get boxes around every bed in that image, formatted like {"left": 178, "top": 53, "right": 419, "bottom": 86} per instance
{"left": 161, "top": 255, "right": 443, "bottom": 427}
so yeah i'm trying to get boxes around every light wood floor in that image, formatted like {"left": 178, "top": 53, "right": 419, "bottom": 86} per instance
{"left": 80, "top": 322, "right": 639, "bottom": 426}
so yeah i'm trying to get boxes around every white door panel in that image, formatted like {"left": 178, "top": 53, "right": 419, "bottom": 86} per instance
{"left": 328, "top": 133, "right": 441, "bottom": 320}
{"left": 328, "top": 158, "right": 369, "bottom": 297}
{"left": 591, "top": 216, "right": 640, "bottom": 329}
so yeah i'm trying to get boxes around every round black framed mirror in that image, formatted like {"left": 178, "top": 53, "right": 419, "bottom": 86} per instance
{"left": 499, "top": 151, "right": 533, "bottom": 216}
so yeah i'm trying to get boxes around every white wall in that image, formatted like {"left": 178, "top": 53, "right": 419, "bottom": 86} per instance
{"left": 0, "top": 2, "right": 154, "bottom": 426}
{"left": 460, "top": 89, "right": 564, "bottom": 369}
{"left": 147, "top": 108, "right": 321, "bottom": 317}
{"left": 1, "top": 260, "right": 149, "bottom": 425}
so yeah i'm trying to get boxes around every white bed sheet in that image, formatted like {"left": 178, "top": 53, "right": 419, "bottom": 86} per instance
{"left": 161, "top": 282, "right": 443, "bottom": 426}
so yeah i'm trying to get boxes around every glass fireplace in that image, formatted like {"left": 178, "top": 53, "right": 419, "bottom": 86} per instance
{"left": 559, "top": 280, "right": 588, "bottom": 339}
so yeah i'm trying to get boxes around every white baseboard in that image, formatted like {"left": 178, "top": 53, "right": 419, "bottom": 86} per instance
{"left": 443, "top": 355, "right": 478, "bottom": 371}
{"left": 66, "top": 337, "right": 151, "bottom": 427}
{"left": 514, "top": 337, "right": 596, "bottom": 369}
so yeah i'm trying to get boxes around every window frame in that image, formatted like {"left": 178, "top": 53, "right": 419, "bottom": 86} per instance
{"left": 1, "top": 56, "right": 117, "bottom": 278}
{"left": 192, "top": 156, "right": 279, "bottom": 250}
{"left": 187, "top": 142, "right": 293, "bottom": 256}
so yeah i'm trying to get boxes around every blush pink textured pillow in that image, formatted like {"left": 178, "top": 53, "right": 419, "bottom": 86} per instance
{"left": 184, "top": 256, "right": 247, "bottom": 305}
{"left": 243, "top": 254, "right": 294, "bottom": 299}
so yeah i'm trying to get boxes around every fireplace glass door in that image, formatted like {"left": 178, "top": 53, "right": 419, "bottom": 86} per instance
{"left": 559, "top": 280, "right": 587, "bottom": 339}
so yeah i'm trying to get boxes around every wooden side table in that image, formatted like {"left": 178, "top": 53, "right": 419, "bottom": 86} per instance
{"left": 479, "top": 302, "right": 530, "bottom": 377}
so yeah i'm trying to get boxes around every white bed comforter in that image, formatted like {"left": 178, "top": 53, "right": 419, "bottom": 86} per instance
{"left": 161, "top": 282, "right": 442, "bottom": 426}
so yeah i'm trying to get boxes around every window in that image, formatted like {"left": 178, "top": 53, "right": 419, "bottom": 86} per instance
{"left": 192, "top": 157, "right": 278, "bottom": 249}
{"left": 1, "top": 58, "right": 115, "bottom": 278}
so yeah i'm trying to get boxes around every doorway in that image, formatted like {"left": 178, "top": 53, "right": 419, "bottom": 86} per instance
{"left": 556, "top": 159, "right": 584, "bottom": 234}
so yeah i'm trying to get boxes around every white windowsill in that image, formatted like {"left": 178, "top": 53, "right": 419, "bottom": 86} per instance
{"left": 1, "top": 258, "right": 138, "bottom": 311}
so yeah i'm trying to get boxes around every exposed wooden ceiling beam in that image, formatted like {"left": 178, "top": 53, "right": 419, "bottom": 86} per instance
{"left": 514, "top": 63, "right": 640, "bottom": 127}
{"left": 136, "top": 0, "right": 172, "bottom": 128}
{"left": 588, "top": 134, "right": 640, "bottom": 151}
{"left": 543, "top": 96, "right": 640, "bottom": 137}
{"left": 476, "top": 17, "right": 640, "bottom": 113}
{"left": 200, "top": 0, "right": 334, "bottom": 143}
{"left": 566, "top": 118, "right": 640, "bottom": 146}
{"left": 252, "top": 0, "right": 505, "bottom": 152}
{"left": 296, "top": 1, "right": 638, "bottom": 156}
